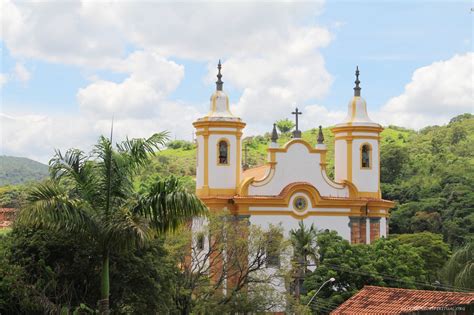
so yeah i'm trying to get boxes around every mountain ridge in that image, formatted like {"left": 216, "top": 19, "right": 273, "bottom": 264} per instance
{"left": 0, "top": 156, "right": 49, "bottom": 186}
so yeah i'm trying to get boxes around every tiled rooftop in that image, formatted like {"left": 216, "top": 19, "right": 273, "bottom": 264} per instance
{"left": 331, "top": 286, "right": 474, "bottom": 315}
{"left": 242, "top": 164, "right": 269, "bottom": 180}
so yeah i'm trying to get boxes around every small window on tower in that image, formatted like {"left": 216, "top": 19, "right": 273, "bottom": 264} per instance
{"left": 218, "top": 140, "right": 228, "bottom": 165}
{"left": 361, "top": 144, "right": 371, "bottom": 169}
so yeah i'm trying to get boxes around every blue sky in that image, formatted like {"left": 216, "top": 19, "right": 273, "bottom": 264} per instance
{"left": 1, "top": 1, "right": 472, "bottom": 162}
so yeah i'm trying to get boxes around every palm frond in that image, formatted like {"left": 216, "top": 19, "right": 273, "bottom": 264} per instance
{"left": 49, "top": 148, "right": 85, "bottom": 178}
{"left": 116, "top": 132, "right": 169, "bottom": 170}
{"left": 103, "top": 205, "right": 155, "bottom": 251}
{"left": 49, "top": 148, "right": 101, "bottom": 204}
{"left": 18, "top": 181, "right": 96, "bottom": 234}
{"left": 136, "top": 176, "right": 207, "bottom": 233}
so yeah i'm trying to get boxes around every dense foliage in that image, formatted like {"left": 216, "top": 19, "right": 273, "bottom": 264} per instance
{"left": 300, "top": 230, "right": 455, "bottom": 313}
{"left": 5, "top": 114, "right": 472, "bottom": 247}
{"left": 382, "top": 114, "right": 474, "bottom": 247}
{"left": 0, "top": 113, "right": 472, "bottom": 313}
{"left": 9, "top": 133, "right": 207, "bottom": 314}
{"left": 0, "top": 227, "right": 178, "bottom": 314}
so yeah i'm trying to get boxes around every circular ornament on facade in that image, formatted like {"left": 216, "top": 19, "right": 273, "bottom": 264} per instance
{"left": 293, "top": 196, "right": 308, "bottom": 212}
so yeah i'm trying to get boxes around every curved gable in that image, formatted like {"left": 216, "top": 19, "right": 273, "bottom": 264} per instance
{"left": 242, "top": 139, "right": 350, "bottom": 198}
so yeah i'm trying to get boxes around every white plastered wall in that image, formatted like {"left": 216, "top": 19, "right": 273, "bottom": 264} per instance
{"left": 352, "top": 138, "right": 379, "bottom": 192}
{"left": 380, "top": 217, "right": 387, "bottom": 238}
{"left": 208, "top": 134, "right": 237, "bottom": 189}
{"left": 191, "top": 217, "right": 210, "bottom": 271}
{"left": 250, "top": 214, "right": 351, "bottom": 241}
{"left": 248, "top": 142, "right": 349, "bottom": 197}
{"left": 334, "top": 139, "right": 347, "bottom": 182}
{"left": 196, "top": 135, "right": 204, "bottom": 188}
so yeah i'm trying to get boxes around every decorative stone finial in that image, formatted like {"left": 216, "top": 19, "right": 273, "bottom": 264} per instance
{"left": 317, "top": 125, "right": 324, "bottom": 144}
{"left": 354, "top": 66, "right": 361, "bottom": 96}
{"left": 271, "top": 123, "right": 279, "bottom": 142}
{"left": 216, "top": 60, "right": 223, "bottom": 91}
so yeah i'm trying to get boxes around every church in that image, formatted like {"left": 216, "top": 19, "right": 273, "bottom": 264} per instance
{"left": 193, "top": 61, "right": 394, "bottom": 245}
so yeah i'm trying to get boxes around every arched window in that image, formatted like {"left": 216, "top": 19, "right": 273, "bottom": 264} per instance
{"left": 361, "top": 143, "right": 372, "bottom": 169}
{"left": 218, "top": 140, "right": 229, "bottom": 165}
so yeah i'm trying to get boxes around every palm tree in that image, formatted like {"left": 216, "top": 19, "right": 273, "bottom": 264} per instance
{"left": 18, "top": 132, "right": 207, "bottom": 314}
{"left": 290, "top": 221, "right": 319, "bottom": 299}
{"left": 443, "top": 241, "right": 473, "bottom": 290}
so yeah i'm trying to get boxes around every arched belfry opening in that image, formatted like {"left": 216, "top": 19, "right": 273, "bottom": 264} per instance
{"left": 218, "top": 140, "right": 229, "bottom": 165}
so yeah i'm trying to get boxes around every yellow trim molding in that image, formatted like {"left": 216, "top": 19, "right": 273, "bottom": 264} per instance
{"left": 358, "top": 191, "right": 381, "bottom": 198}
{"left": 196, "top": 130, "right": 243, "bottom": 137}
{"left": 335, "top": 135, "right": 380, "bottom": 141}
{"left": 268, "top": 138, "right": 326, "bottom": 154}
{"left": 193, "top": 120, "right": 246, "bottom": 130}
{"left": 236, "top": 135, "right": 241, "bottom": 187}
{"left": 235, "top": 182, "right": 367, "bottom": 208}
{"left": 203, "top": 135, "right": 209, "bottom": 187}
{"left": 331, "top": 125, "right": 384, "bottom": 134}
{"left": 196, "top": 188, "right": 236, "bottom": 197}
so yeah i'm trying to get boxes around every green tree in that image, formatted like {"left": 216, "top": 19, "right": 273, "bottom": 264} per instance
{"left": 290, "top": 221, "right": 318, "bottom": 298}
{"left": 166, "top": 213, "right": 289, "bottom": 314}
{"left": 167, "top": 140, "right": 195, "bottom": 150}
{"left": 302, "top": 231, "right": 427, "bottom": 313}
{"left": 18, "top": 133, "right": 207, "bottom": 314}
{"left": 394, "top": 232, "right": 450, "bottom": 282}
{"left": 276, "top": 119, "right": 295, "bottom": 134}
{"left": 380, "top": 145, "right": 408, "bottom": 184}
{"left": 0, "top": 185, "right": 28, "bottom": 208}
{"left": 0, "top": 226, "right": 179, "bottom": 314}
{"left": 443, "top": 241, "right": 474, "bottom": 290}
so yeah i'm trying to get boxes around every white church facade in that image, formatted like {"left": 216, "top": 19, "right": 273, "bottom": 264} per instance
{"left": 193, "top": 62, "right": 394, "bottom": 245}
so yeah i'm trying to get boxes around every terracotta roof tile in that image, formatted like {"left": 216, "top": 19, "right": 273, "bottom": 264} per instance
{"left": 242, "top": 164, "right": 270, "bottom": 181}
{"left": 331, "top": 286, "right": 474, "bottom": 315}
{"left": 0, "top": 208, "right": 17, "bottom": 212}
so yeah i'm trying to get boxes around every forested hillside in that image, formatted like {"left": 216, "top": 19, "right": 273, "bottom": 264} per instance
{"left": 0, "top": 156, "right": 49, "bottom": 186}
{"left": 1, "top": 114, "right": 472, "bottom": 247}
{"left": 0, "top": 114, "right": 472, "bottom": 314}
{"left": 139, "top": 113, "right": 474, "bottom": 248}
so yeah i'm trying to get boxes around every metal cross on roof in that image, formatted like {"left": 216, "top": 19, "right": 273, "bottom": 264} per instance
{"left": 292, "top": 107, "right": 302, "bottom": 138}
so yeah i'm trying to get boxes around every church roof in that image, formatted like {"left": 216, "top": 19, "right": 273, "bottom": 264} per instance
{"left": 331, "top": 286, "right": 474, "bottom": 315}
{"left": 242, "top": 164, "right": 270, "bottom": 181}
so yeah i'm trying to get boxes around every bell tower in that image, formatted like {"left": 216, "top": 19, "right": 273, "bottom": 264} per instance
{"left": 331, "top": 67, "right": 383, "bottom": 198}
{"left": 193, "top": 61, "right": 246, "bottom": 197}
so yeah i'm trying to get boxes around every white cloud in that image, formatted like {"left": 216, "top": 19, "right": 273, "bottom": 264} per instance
{"left": 301, "top": 104, "right": 346, "bottom": 130}
{"left": 378, "top": 53, "right": 474, "bottom": 128}
{"left": 0, "top": 102, "right": 201, "bottom": 163}
{"left": 1, "top": 1, "right": 324, "bottom": 66}
{"left": 223, "top": 25, "right": 333, "bottom": 129}
{"left": 0, "top": 0, "right": 335, "bottom": 161}
{"left": 13, "top": 62, "right": 31, "bottom": 82}
{"left": 0, "top": 0, "right": 124, "bottom": 67}
{"left": 77, "top": 50, "right": 184, "bottom": 118}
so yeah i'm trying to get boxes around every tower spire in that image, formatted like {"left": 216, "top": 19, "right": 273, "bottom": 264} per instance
{"left": 354, "top": 66, "right": 361, "bottom": 96}
{"left": 216, "top": 60, "right": 223, "bottom": 91}
{"left": 271, "top": 123, "right": 279, "bottom": 142}
{"left": 317, "top": 125, "right": 324, "bottom": 144}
